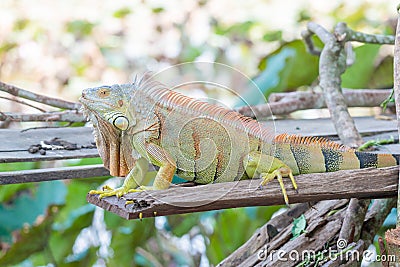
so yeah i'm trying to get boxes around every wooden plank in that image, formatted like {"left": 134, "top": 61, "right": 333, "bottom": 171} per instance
{"left": 87, "top": 166, "right": 398, "bottom": 220}
{"left": 0, "top": 127, "right": 99, "bottom": 163}
{"left": 0, "top": 164, "right": 110, "bottom": 184}
{"left": 273, "top": 116, "right": 397, "bottom": 136}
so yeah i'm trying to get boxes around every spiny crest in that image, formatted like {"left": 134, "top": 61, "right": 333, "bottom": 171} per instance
{"left": 134, "top": 73, "right": 274, "bottom": 141}
{"left": 274, "top": 133, "right": 354, "bottom": 151}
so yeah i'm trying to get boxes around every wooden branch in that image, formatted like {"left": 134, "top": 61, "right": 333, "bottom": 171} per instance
{"left": 269, "top": 89, "right": 392, "bottom": 106}
{"left": 339, "top": 198, "right": 370, "bottom": 243}
{"left": 335, "top": 22, "right": 395, "bottom": 44}
{"left": 0, "top": 111, "right": 85, "bottom": 122}
{"left": 0, "top": 165, "right": 110, "bottom": 184}
{"left": 306, "top": 22, "right": 363, "bottom": 147}
{"left": 0, "top": 96, "right": 46, "bottom": 112}
{"left": 393, "top": 4, "right": 400, "bottom": 227}
{"left": 385, "top": 7, "right": 400, "bottom": 264}
{"left": 218, "top": 202, "right": 316, "bottom": 266}
{"left": 237, "top": 89, "right": 392, "bottom": 118}
{"left": 221, "top": 199, "right": 349, "bottom": 266}
{"left": 87, "top": 166, "right": 398, "bottom": 220}
{"left": 0, "top": 81, "right": 81, "bottom": 110}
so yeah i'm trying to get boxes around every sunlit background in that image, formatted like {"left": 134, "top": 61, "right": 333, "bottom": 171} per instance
{"left": 0, "top": 1, "right": 398, "bottom": 266}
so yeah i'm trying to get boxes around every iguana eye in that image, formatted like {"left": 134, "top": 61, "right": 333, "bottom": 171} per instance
{"left": 113, "top": 116, "right": 129, "bottom": 130}
{"left": 98, "top": 88, "right": 111, "bottom": 98}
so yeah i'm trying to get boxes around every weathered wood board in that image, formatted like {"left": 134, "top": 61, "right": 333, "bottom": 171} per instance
{"left": 87, "top": 166, "right": 398, "bottom": 220}
{"left": 0, "top": 164, "right": 110, "bottom": 184}
{"left": 0, "top": 127, "right": 98, "bottom": 163}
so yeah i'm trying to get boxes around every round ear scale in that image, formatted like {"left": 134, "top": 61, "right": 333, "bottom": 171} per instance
{"left": 113, "top": 116, "right": 129, "bottom": 130}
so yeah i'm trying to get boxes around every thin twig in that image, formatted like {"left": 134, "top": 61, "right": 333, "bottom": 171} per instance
{"left": 0, "top": 81, "right": 81, "bottom": 110}
{"left": 0, "top": 111, "right": 85, "bottom": 122}
{"left": 301, "top": 29, "right": 321, "bottom": 56}
{"left": 0, "top": 96, "right": 46, "bottom": 112}
{"left": 20, "top": 122, "right": 74, "bottom": 132}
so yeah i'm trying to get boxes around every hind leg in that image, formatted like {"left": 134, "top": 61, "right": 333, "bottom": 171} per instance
{"left": 244, "top": 151, "right": 298, "bottom": 206}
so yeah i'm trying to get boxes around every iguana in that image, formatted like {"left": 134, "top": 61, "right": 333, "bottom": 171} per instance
{"left": 80, "top": 74, "right": 399, "bottom": 206}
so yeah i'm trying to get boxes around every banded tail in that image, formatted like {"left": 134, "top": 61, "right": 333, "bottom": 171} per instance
{"left": 271, "top": 134, "right": 400, "bottom": 175}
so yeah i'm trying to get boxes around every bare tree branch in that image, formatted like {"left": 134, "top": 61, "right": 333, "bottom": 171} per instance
{"left": 237, "top": 88, "right": 392, "bottom": 118}
{"left": 0, "top": 96, "right": 46, "bottom": 112}
{"left": 335, "top": 22, "right": 395, "bottom": 44}
{"left": 0, "top": 111, "right": 85, "bottom": 122}
{"left": 393, "top": 4, "right": 400, "bottom": 228}
{"left": 0, "top": 81, "right": 81, "bottom": 110}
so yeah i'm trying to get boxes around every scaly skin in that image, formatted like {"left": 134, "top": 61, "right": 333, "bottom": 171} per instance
{"left": 80, "top": 74, "right": 399, "bottom": 206}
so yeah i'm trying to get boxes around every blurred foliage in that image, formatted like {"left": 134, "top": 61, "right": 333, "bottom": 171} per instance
{"left": 0, "top": 0, "right": 397, "bottom": 266}
{"left": 66, "top": 20, "right": 95, "bottom": 38}
{"left": 250, "top": 39, "right": 321, "bottom": 102}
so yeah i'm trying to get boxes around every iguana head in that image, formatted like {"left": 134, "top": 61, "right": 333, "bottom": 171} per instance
{"left": 79, "top": 84, "right": 133, "bottom": 131}
{"left": 80, "top": 84, "right": 136, "bottom": 177}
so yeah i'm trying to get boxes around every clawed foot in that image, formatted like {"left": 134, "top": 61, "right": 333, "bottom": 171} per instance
{"left": 258, "top": 167, "right": 298, "bottom": 207}
{"left": 89, "top": 184, "right": 131, "bottom": 199}
{"left": 89, "top": 185, "right": 155, "bottom": 199}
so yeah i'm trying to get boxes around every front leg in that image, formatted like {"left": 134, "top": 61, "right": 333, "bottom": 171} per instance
{"left": 130, "top": 143, "right": 176, "bottom": 191}
{"left": 244, "top": 151, "right": 298, "bottom": 206}
{"left": 89, "top": 157, "right": 149, "bottom": 198}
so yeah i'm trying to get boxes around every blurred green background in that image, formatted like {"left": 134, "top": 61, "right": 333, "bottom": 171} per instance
{"left": 0, "top": 0, "right": 398, "bottom": 266}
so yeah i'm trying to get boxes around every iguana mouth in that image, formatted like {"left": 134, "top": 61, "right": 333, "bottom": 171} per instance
{"left": 79, "top": 94, "right": 120, "bottom": 111}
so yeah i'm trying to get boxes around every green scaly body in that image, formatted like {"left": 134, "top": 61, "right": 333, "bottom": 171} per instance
{"left": 79, "top": 74, "right": 399, "bottom": 205}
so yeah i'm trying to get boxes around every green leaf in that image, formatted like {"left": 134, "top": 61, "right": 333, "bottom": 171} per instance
{"left": 49, "top": 204, "right": 95, "bottom": 264}
{"left": 105, "top": 212, "right": 156, "bottom": 266}
{"left": 206, "top": 208, "right": 267, "bottom": 264}
{"left": 0, "top": 42, "right": 17, "bottom": 55}
{"left": 0, "top": 183, "right": 32, "bottom": 203}
{"left": 55, "top": 179, "right": 102, "bottom": 224}
{"left": 341, "top": 44, "right": 381, "bottom": 88}
{"left": 381, "top": 88, "right": 395, "bottom": 111}
{"left": 262, "top": 30, "right": 282, "bottom": 42}
{"left": 62, "top": 246, "right": 99, "bottom": 267}
{"left": 13, "top": 19, "right": 30, "bottom": 31}
{"left": 214, "top": 21, "right": 256, "bottom": 36}
{"left": 0, "top": 205, "right": 60, "bottom": 266}
{"left": 180, "top": 46, "right": 202, "bottom": 62}
{"left": 166, "top": 213, "right": 202, "bottom": 237}
{"left": 291, "top": 214, "right": 307, "bottom": 239}
{"left": 245, "top": 39, "right": 320, "bottom": 104}
{"left": 369, "top": 56, "right": 394, "bottom": 89}
{"left": 66, "top": 20, "right": 95, "bottom": 38}
{"left": 0, "top": 181, "right": 66, "bottom": 242}
{"left": 113, "top": 7, "right": 131, "bottom": 18}
{"left": 152, "top": 7, "right": 165, "bottom": 14}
